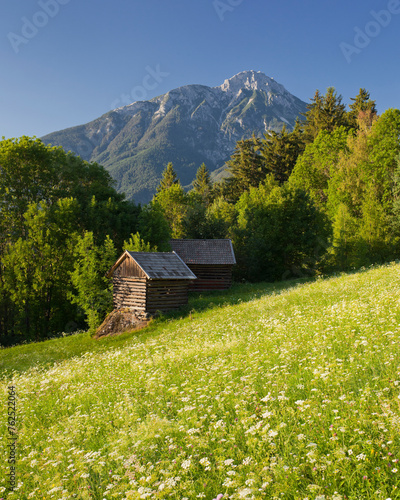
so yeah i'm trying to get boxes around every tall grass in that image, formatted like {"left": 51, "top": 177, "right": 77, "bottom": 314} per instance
{"left": 1, "top": 264, "right": 400, "bottom": 499}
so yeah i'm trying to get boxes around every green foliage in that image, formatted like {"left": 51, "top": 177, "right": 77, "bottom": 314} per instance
{"left": 192, "top": 163, "right": 213, "bottom": 203}
{"left": 289, "top": 126, "right": 351, "bottom": 208}
{"left": 153, "top": 183, "right": 189, "bottom": 238}
{"left": 291, "top": 108, "right": 400, "bottom": 271}
{"left": 69, "top": 232, "right": 116, "bottom": 334}
{"left": 137, "top": 202, "right": 172, "bottom": 251}
{"left": 302, "top": 88, "right": 348, "bottom": 142}
{"left": 347, "top": 88, "right": 377, "bottom": 128}
{"left": 206, "top": 196, "right": 237, "bottom": 239}
{"left": 0, "top": 137, "right": 140, "bottom": 345}
{"left": 391, "top": 154, "right": 400, "bottom": 233}
{"left": 234, "top": 179, "right": 331, "bottom": 281}
{"left": 260, "top": 122, "right": 305, "bottom": 184}
{"left": 123, "top": 232, "right": 157, "bottom": 252}
{"left": 1, "top": 199, "right": 80, "bottom": 343}
{"left": 156, "top": 162, "right": 179, "bottom": 193}
{"left": 0, "top": 136, "right": 139, "bottom": 248}
{"left": 223, "top": 136, "right": 265, "bottom": 202}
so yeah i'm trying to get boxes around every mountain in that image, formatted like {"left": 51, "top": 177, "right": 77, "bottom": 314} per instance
{"left": 42, "top": 71, "right": 307, "bottom": 203}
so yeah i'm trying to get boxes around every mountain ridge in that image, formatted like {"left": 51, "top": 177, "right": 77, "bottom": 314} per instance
{"left": 42, "top": 71, "right": 307, "bottom": 203}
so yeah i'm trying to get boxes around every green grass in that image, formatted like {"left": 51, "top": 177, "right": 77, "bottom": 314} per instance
{"left": 0, "top": 279, "right": 307, "bottom": 377}
{"left": 1, "top": 264, "right": 400, "bottom": 499}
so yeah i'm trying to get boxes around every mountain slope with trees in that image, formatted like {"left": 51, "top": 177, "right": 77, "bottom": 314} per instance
{"left": 2, "top": 86, "right": 400, "bottom": 347}
{"left": 42, "top": 71, "right": 307, "bottom": 203}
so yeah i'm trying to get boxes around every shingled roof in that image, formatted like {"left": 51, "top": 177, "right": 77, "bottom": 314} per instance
{"left": 106, "top": 251, "right": 197, "bottom": 280}
{"left": 170, "top": 239, "right": 236, "bottom": 265}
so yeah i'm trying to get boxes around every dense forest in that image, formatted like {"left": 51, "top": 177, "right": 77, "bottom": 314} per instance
{"left": 1, "top": 87, "right": 400, "bottom": 346}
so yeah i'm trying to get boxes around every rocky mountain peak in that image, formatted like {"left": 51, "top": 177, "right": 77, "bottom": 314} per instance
{"left": 217, "top": 70, "right": 284, "bottom": 96}
{"left": 42, "top": 71, "right": 307, "bottom": 203}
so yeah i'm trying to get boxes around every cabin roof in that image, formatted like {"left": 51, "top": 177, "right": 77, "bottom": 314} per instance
{"left": 170, "top": 239, "right": 236, "bottom": 265}
{"left": 106, "top": 251, "right": 197, "bottom": 280}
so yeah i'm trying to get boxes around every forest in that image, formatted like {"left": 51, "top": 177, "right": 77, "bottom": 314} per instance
{"left": 1, "top": 87, "right": 400, "bottom": 346}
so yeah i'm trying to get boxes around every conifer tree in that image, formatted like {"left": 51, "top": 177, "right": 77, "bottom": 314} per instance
{"left": 193, "top": 163, "right": 212, "bottom": 200}
{"left": 303, "top": 88, "right": 348, "bottom": 142}
{"left": 224, "top": 135, "right": 265, "bottom": 201}
{"left": 156, "top": 162, "right": 179, "bottom": 193}
{"left": 348, "top": 88, "right": 377, "bottom": 129}
{"left": 261, "top": 125, "right": 305, "bottom": 184}
{"left": 303, "top": 90, "right": 324, "bottom": 141}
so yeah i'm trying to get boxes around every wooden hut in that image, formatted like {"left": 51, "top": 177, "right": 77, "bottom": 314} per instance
{"left": 106, "top": 251, "right": 196, "bottom": 313}
{"left": 170, "top": 239, "right": 236, "bottom": 291}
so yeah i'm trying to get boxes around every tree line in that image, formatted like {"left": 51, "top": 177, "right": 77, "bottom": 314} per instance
{"left": 0, "top": 138, "right": 170, "bottom": 346}
{"left": 1, "top": 87, "right": 399, "bottom": 346}
{"left": 150, "top": 88, "right": 400, "bottom": 281}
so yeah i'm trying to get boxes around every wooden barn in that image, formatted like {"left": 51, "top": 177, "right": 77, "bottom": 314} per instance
{"left": 106, "top": 251, "right": 196, "bottom": 313}
{"left": 170, "top": 239, "right": 236, "bottom": 291}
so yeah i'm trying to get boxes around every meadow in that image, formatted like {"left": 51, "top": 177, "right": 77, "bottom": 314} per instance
{"left": 1, "top": 263, "right": 400, "bottom": 500}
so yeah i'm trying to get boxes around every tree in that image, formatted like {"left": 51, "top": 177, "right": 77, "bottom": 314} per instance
{"left": 391, "top": 154, "right": 400, "bottom": 233}
{"left": 156, "top": 162, "right": 179, "bottom": 193}
{"left": 123, "top": 232, "right": 157, "bottom": 252}
{"left": 137, "top": 202, "right": 171, "bottom": 251}
{"left": 0, "top": 136, "right": 139, "bottom": 249}
{"left": 233, "top": 180, "right": 331, "bottom": 281}
{"left": 289, "top": 126, "right": 351, "bottom": 209}
{"left": 302, "top": 90, "right": 324, "bottom": 141}
{"left": 348, "top": 88, "right": 377, "bottom": 129}
{"left": 153, "top": 183, "right": 188, "bottom": 238}
{"left": 192, "top": 163, "right": 213, "bottom": 203}
{"left": 260, "top": 124, "right": 305, "bottom": 184}
{"left": 69, "top": 232, "right": 116, "bottom": 334}
{"left": 223, "top": 136, "right": 265, "bottom": 201}
{"left": 302, "top": 88, "right": 348, "bottom": 142}
{"left": 326, "top": 109, "right": 400, "bottom": 269}
{"left": 2, "top": 198, "right": 80, "bottom": 343}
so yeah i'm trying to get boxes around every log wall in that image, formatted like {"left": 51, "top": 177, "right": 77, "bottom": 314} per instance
{"left": 146, "top": 280, "right": 190, "bottom": 313}
{"left": 114, "top": 258, "right": 146, "bottom": 278}
{"left": 186, "top": 264, "right": 233, "bottom": 291}
{"left": 113, "top": 277, "right": 147, "bottom": 310}
{"left": 113, "top": 277, "right": 190, "bottom": 313}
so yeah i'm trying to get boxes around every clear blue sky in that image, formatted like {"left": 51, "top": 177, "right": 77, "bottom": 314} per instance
{"left": 1, "top": 0, "right": 399, "bottom": 138}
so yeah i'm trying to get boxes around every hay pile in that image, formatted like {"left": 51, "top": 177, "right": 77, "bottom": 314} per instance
{"left": 95, "top": 308, "right": 151, "bottom": 339}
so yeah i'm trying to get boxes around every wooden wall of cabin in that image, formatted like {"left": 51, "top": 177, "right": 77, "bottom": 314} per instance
{"left": 113, "top": 257, "right": 146, "bottom": 278}
{"left": 186, "top": 264, "right": 232, "bottom": 291}
{"left": 146, "top": 280, "right": 190, "bottom": 313}
{"left": 112, "top": 277, "right": 147, "bottom": 310}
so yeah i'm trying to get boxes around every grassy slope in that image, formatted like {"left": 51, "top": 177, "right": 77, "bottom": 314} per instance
{"left": 1, "top": 264, "right": 400, "bottom": 499}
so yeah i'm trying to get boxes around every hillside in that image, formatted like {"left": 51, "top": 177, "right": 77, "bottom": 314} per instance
{"left": 42, "top": 71, "right": 307, "bottom": 203}
{"left": 1, "top": 263, "right": 400, "bottom": 499}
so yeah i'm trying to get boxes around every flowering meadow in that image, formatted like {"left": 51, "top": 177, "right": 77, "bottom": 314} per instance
{"left": 1, "top": 263, "right": 400, "bottom": 500}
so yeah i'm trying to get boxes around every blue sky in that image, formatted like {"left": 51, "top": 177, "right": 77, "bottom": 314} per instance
{"left": 1, "top": 0, "right": 400, "bottom": 138}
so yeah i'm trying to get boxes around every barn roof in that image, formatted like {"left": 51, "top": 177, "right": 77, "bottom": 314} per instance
{"left": 106, "top": 251, "right": 197, "bottom": 280}
{"left": 170, "top": 239, "right": 236, "bottom": 265}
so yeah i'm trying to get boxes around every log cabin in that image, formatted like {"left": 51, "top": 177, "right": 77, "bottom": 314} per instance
{"left": 170, "top": 239, "right": 236, "bottom": 291}
{"left": 106, "top": 251, "right": 196, "bottom": 313}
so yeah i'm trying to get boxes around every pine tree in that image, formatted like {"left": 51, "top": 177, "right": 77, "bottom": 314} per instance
{"left": 303, "top": 89, "right": 324, "bottom": 141}
{"left": 224, "top": 135, "right": 265, "bottom": 201}
{"left": 348, "top": 88, "right": 377, "bottom": 128}
{"left": 261, "top": 125, "right": 305, "bottom": 184}
{"left": 193, "top": 163, "right": 212, "bottom": 201}
{"left": 320, "top": 87, "right": 347, "bottom": 132}
{"left": 303, "top": 88, "right": 348, "bottom": 142}
{"left": 156, "top": 162, "right": 179, "bottom": 193}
